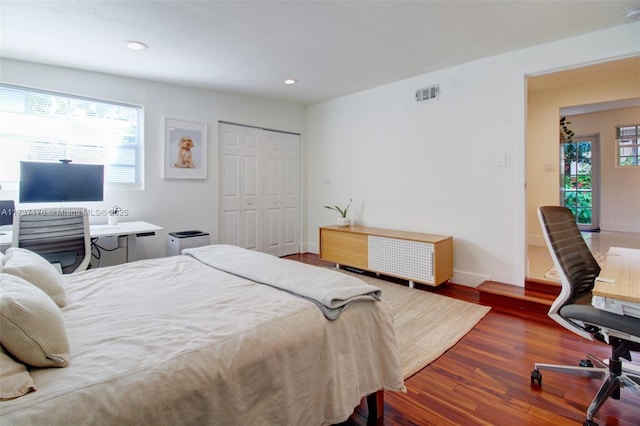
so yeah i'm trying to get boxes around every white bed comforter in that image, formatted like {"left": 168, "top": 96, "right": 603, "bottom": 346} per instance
{"left": 0, "top": 252, "right": 405, "bottom": 425}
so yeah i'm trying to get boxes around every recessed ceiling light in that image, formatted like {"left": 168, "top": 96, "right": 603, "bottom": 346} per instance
{"left": 284, "top": 79, "right": 297, "bottom": 85}
{"left": 126, "top": 41, "right": 148, "bottom": 51}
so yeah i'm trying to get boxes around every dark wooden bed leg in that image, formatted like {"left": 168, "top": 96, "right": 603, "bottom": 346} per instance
{"left": 366, "top": 390, "right": 384, "bottom": 424}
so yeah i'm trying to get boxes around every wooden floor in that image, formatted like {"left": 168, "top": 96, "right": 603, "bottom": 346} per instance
{"left": 284, "top": 253, "right": 640, "bottom": 426}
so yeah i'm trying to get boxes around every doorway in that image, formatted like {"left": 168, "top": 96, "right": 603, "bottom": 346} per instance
{"left": 525, "top": 57, "right": 640, "bottom": 283}
{"left": 219, "top": 122, "right": 301, "bottom": 257}
{"left": 560, "top": 134, "right": 600, "bottom": 231}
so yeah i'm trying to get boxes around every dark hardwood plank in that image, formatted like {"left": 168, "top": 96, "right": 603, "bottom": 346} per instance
{"left": 285, "top": 253, "right": 640, "bottom": 426}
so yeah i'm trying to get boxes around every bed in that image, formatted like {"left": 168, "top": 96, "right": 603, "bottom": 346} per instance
{"left": 0, "top": 244, "right": 405, "bottom": 425}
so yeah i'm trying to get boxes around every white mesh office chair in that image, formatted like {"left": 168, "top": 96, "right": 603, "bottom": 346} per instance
{"left": 12, "top": 207, "right": 91, "bottom": 274}
{"left": 531, "top": 206, "right": 640, "bottom": 426}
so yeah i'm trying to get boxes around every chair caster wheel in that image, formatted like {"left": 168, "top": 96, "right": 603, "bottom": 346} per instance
{"left": 530, "top": 369, "right": 542, "bottom": 385}
{"left": 583, "top": 420, "right": 598, "bottom": 426}
{"left": 579, "top": 359, "right": 594, "bottom": 367}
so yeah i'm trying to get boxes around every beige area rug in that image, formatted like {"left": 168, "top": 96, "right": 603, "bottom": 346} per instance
{"left": 336, "top": 269, "right": 491, "bottom": 379}
{"left": 543, "top": 251, "right": 605, "bottom": 281}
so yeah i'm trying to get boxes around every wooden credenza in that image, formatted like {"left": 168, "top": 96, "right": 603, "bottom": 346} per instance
{"left": 319, "top": 225, "right": 453, "bottom": 287}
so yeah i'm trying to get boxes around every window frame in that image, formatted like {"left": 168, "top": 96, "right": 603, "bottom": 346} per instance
{"left": 615, "top": 124, "right": 639, "bottom": 168}
{"left": 0, "top": 83, "right": 144, "bottom": 189}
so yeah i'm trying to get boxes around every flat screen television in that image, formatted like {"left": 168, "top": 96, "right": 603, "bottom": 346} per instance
{"left": 19, "top": 161, "right": 104, "bottom": 203}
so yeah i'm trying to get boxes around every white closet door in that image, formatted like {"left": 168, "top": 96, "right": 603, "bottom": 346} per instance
{"left": 220, "top": 124, "right": 262, "bottom": 251}
{"left": 219, "top": 123, "right": 300, "bottom": 256}
{"left": 264, "top": 130, "right": 300, "bottom": 257}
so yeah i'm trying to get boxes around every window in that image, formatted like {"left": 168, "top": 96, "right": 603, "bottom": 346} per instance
{"left": 0, "top": 84, "right": 143, "bottom": 187}
{"left": 616, "top": 124, "right": 639, "bottom": 167}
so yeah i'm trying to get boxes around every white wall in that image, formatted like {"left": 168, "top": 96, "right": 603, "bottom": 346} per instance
{"left": 1, "top": 59, "right": 307, "bottom": 262}
{"left": 306, "top": 23, "right": 639, "bottom": 287}
{"left": 2, "top": 23, "right": 638, "bottom": 282}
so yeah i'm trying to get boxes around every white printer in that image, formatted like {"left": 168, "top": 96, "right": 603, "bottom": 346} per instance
{"left": 168, "top": 230, "right": 210, "bottom": 256}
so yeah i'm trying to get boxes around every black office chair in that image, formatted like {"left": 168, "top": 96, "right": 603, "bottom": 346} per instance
{"left": 12, "top": 207, "right": 91, "bottom": 274}
{"left": 531, "top": 206, "right": 640, "bottom": 426}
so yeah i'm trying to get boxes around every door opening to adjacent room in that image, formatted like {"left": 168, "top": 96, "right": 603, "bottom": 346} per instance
{"left": 525, "top": 57, "right": 640, "bottom": 283}
{"left": 560, "top": 134, "right": 600, "bottom": 231}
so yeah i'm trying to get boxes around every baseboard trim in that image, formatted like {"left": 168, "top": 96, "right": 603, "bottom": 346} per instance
{"left": 451, "top": 271, "right": 490, "bottom": 288}
{"left": 600, "top": 223, "right": 640, "bottom": 233}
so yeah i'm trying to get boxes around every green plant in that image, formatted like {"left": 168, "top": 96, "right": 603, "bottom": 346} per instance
{"left": 324, "top": 198, "right": 352, "bottom": 218}
{"left": 560, "top": 116, "right": 574, "bottom": 143}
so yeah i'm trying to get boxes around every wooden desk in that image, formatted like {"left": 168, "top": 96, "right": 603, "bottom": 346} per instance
{"left": 592, "top": 247, "right": 640, "bottom": 318}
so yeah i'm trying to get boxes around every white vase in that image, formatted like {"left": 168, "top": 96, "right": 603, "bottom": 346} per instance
{"left": 336, "top": 217, "right": 352, "bottom": 227}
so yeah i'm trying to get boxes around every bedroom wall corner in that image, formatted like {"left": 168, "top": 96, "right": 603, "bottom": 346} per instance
{"left": 0, "top": 59, "right": 307, "bottom": 264}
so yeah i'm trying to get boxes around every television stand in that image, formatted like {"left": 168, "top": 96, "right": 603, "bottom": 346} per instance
{"left": 319, "top": 225, "right": 453, "bottom": 287}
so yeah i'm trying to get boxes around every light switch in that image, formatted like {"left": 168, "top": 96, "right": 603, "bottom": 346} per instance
{"left": 495, "top": 152, "right": 506, "bottom": 167}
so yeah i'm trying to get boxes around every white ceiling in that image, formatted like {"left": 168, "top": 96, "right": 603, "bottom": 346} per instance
{"left": 0, "top": 1, "right": 637, "bottom": 105}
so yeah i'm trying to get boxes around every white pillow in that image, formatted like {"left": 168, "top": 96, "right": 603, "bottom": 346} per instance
{"left": 0, "top": 251, "right": 5, "bottom": 268}
{"left": 0, "top": 346, "right": 36, "bottom": 400}
{"left": 0, "top": 273, "right": 70, "bottom": 368}
{"left": 2, "top": 247, "right": 67, "bottom": 307}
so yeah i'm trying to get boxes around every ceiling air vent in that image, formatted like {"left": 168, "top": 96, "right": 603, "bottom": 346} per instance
{"left": 415, "top": 84, "right": 439, "bottom": 103}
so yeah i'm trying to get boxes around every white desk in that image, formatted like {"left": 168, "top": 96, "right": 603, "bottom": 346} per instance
{"left": 89, "top": 221, "right": 162, "bottom": 262}
{"left": 0, "top": 221, "right": 162, "bottom": 262}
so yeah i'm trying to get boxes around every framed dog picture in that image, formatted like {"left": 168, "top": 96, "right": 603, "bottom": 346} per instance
{"left": 163, "top": 118, "right": 207, "bottom": 179}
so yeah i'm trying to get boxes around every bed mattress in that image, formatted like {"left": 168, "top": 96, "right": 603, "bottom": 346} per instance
{"left": 1, "top": 253, "right": 404, "bottom": 425}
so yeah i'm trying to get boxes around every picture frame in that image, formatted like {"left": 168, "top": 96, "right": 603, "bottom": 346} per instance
{"left": 163, "top": 118, "right": 207, "bottom": 179}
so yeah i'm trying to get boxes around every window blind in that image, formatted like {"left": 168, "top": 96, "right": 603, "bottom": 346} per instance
{"left": 0, "top": 84, "right": 143, "bottom": 185}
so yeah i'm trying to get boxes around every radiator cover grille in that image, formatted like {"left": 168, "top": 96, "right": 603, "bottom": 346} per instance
{"left": 368, "top": 235, "right": 434, "bottom": 283}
